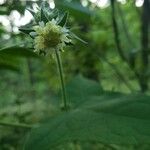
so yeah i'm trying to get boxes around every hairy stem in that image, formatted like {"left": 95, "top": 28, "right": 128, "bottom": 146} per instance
{"left": 55, "top": 49, "right": 67, "bottom": 111}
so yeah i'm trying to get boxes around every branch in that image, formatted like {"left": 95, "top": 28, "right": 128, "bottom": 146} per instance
{"left": 110, "top": 0, "right": 142, "bottom": 91}
{"left": 141, "top": 0, "right": 149, "bottom": 66}
{"left": 110, "top": 0, "right": 127, "bottom": 61}
{"left": 139, "top": 0, "right": 149, "bottom": 92}
{"left": 117, "top": 3, "right": 136, "bottom": 49}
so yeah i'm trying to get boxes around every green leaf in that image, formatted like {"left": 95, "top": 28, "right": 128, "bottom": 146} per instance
{"left": 48, "top": 9, "right": 59, "bottom": 21}
{"left": 0, "top": 53, "right": 20, "bottom": 72}
{"left": 27, "top": 8, "right": 35, "bottom": 17}
{"left": 58, "top": 12, "right": 68, "bottom": 27}
{"left": 19, "top": 21, "right": 35, "bottom": 35}
{"left": 0, "top": 46, "right": 39, "bottom": 58}
{"left": 41, "top": 8, "right": 49, "bottom": 23}
{"left": 0, "top": 63, "right": 19, "bottom": 72}
{"left": 19, "top": 28, "right": 34, "bottom": 35}
{"left": 41, "top": 1, "right": 50, "bottom": 9}
{"left": 65, "top": 74, "right": 103, "bottom": 108}
{"left": 70, "top": 32, "right": 87, "bottom": 44}
{"left": 24, "top": 76, "right": 150, "bottom": 150}
{"left": 0, "top": 46, "right": 39, "bottom": 71}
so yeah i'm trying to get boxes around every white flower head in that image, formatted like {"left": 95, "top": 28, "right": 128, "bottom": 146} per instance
{"left": 19, "top": 3, "right": 86, "bottom": 56}
{"left": 31, "top": 19, "right": 71, "bottom": 55}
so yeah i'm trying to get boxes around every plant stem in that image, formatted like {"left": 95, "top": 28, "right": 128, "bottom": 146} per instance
{"left": 55, "top": 49, "right": 67, "bottom": 111}
{"left": 140, "top": 0, "right": 149, "bottom": 92}
{"left": 0, "top": 121, "right": 32, "bottom": 129}
{"left": 110, "top": 0, "right": 127, "bottom": 62}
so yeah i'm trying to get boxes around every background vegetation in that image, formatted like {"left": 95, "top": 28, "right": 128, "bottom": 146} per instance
{"left": 0, "top": 0, "right": 149, "bottom": 150}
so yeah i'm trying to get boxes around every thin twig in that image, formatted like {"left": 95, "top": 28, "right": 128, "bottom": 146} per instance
{"left": 110, "top": 0, "right": 127, "bottom": 62}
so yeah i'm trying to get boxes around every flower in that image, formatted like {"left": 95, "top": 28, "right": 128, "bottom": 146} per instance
{"left": 30, "top": 19, "right": 71, "bottom": 55}
{"left": 19, "top": 3, "right": 86, "bottom": 56}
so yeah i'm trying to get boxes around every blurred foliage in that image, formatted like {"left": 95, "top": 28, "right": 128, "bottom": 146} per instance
{"left": 0, "top": 0, "right": 149, "bottom": 150}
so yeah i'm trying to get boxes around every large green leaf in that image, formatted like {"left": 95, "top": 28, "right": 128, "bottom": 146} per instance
{"left": 0, "top": 46, "right": 38, "bottom": 57}
{"left": 0, "top": 63, "right": 19, "bottom": 71}
{"left": 0, "top": 51, "right": 21, "bottom": 71}
{"left": 24, "top": 76, "right": 150, "bottom": 150}
{"left": 0, "top": 46, "right": 39, "bottom": 71}
{"left": 65, "top": 74, "right": 103, "bottom": 108}
{"left": 51, "top": 74, "right": 103, "bottom": 108}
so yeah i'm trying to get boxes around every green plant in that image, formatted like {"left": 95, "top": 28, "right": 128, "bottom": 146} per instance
{"left": 21, "top": 2, "right": 150, "bottom": 150}
{"left": 24, "top": 75, "right": 150, "bottom": 150}
{"left": 19, "top": 2, "right": 86, "bottom": 110}
{"left": 0, "top": 1, "right": 150, "bottom": 150}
